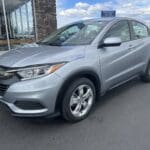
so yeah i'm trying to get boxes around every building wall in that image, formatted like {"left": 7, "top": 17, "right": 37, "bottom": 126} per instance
{"left": 34, "top": 0, "right": 57, "bottom": 41}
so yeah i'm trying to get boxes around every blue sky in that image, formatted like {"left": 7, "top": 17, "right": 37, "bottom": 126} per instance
{"left": 63, "top": 0, "right": 111, "bottom": 8}
{"left": 56, "top": 0, "right": 150, "bottom": 27}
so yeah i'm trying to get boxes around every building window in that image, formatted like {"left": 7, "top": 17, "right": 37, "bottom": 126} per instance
{"left": 0, "top": 0, "right": 57, "bottom": 51}
{"left": 0, "top": 0, "right": 35, "bottom": 51}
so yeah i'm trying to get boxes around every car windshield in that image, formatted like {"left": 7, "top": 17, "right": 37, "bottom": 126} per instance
{"left": 38, "top": 21, "right": 107, "bottom": 46}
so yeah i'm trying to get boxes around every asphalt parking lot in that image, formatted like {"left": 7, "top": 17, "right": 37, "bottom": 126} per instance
{"left": 1, "top": 78, "right": 150, "bottom": 150}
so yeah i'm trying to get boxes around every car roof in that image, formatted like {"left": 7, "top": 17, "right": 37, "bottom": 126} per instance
{"left": 73, "top": 17, "right": 145, "bottom": 25}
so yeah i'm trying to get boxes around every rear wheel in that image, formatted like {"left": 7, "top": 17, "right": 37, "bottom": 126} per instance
{"left": 62, "top": 78, "right": 96, "bottom": 122}
{"left": 141, "top": 61, "right": 150, "bottom": 82}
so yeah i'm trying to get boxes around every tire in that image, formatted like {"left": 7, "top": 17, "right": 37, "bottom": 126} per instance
{"left": 62, "top": 78, "right": 96, "bottom": 123}
{"left": 141, "top": 61, "right": 150, "bottom": 82}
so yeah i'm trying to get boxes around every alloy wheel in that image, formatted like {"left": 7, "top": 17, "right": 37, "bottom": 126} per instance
{"left": 69, "top": 84, "right": 94, "bottom": 118}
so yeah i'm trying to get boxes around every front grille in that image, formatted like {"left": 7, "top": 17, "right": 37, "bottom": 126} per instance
{"left": 0, "top": 84, "right": 9, "bottom": 96}
{"left": 0, "top": 66, "right": 15, "bottom": 80}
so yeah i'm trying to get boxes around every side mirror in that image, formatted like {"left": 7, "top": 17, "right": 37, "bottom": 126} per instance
{"left": 100, "top": 37, "right": 122, "bottom": 48}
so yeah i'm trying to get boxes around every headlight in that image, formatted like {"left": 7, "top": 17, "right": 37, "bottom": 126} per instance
{"left": 12, "top": 63, "right": 65, "bottom": 80}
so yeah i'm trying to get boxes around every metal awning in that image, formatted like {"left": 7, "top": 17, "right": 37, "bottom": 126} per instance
{"left": 0, "top": 0, "right": 29, "bottom": 13}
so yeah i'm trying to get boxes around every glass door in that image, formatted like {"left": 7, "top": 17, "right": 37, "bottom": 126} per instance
{"left": 0, "top": 0, "right": 35, "bottom": 51}
{"left": 8, "top": 0, "right": 35, "bottom": 49}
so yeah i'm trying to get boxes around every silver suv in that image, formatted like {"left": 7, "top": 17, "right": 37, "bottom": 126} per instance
{"left": 0, "top": 17, "right": 150, "bottom": 122}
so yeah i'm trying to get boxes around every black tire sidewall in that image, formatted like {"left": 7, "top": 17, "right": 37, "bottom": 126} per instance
{"left": 141, "top": 61, "right": 150, "bottom": 82}
{"left": 146, "top": 62, "right": 150, "bottom": 78}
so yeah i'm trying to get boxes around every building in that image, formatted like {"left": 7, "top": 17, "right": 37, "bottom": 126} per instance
{"left": 0, "top": 0, "right": 57, "bottom": 51}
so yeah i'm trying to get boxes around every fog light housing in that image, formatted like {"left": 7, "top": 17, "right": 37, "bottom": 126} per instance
{"left": 14, "top": 101, "right": 45, "bottom": 110}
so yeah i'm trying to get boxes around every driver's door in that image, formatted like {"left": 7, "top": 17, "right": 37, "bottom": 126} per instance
{"left": 99, "top": 20, "right": 138, "bottom": 89}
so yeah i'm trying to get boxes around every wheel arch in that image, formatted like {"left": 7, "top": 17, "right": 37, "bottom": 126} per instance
{"left": 55, "top": 69, "right": 101, "bottom": 112}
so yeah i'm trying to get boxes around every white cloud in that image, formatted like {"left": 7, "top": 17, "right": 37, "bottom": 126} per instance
{"left": 56, "top": 0, "right": 150, "bottom": 27}
{"left": 75, "top": 2, "right": 90, "bottom": 9}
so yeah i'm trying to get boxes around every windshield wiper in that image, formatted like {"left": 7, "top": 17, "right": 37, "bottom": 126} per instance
{"left": 37, "top": 41, "right": 62, "bottom": 46}
{"left": 48, "top": 43, "right": 62, "bottom": 46}
{"left": 36, "top": 42, "right": 48, "bottom": 45}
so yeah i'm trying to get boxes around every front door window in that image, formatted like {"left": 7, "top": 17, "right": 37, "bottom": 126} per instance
{"left": 105, "top": 21, "right": 130, "bottom": 42}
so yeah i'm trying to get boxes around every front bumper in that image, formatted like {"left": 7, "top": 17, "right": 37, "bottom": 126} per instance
{"left": 0, "top": 73, "right": 63, "bottom": 117}
{"left": 0, "top": 97, "right": 48, "bottom": 116}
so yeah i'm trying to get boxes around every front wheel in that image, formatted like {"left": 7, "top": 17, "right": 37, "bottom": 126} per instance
{"left": 62, "top": 78, "right": 96, "bottom": 123}
{"left": 141, "top": 61, "right": 150, "bottom": 82}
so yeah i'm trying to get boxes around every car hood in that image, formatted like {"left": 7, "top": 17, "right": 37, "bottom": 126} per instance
{"left": 0, "top": 43, "right": 86, "bottom": 68}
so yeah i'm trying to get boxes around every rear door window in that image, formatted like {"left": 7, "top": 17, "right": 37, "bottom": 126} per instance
{"left": 131, "top": 21, "right": 149, "bottom": 39}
